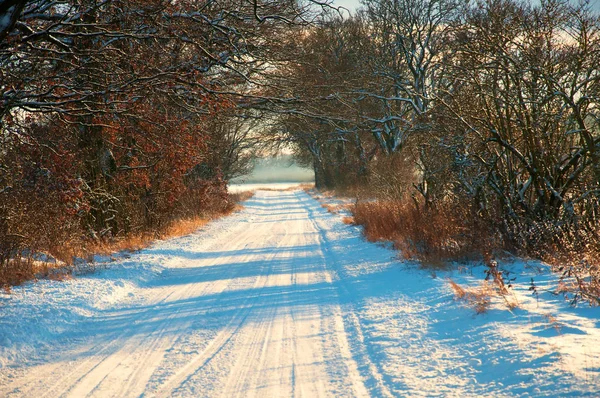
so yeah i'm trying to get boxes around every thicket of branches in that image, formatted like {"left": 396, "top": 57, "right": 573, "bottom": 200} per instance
{"left": 2, "top": 0, "right": 599, "bottom": 301}
{"left": 276, "top": 0, "right": 600, "bottom": 303}
{"left": 0, "top": 0, "right": 323, "bottom": 284}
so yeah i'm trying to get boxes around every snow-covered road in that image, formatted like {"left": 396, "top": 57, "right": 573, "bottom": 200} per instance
{"left": 1, "top": 190, "right": 599, "bottom": 397}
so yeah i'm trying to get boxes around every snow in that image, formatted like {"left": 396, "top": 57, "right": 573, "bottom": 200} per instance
{"left": 1, "top": 189, "right": 599, "bottom": 396}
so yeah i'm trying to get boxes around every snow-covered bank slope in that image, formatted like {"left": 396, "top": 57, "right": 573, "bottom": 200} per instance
{"left": 1, "top": 190, "right": 599, "bottom": 397}
{"left": 310, "top": 192, "right": 600, "bottom": 396}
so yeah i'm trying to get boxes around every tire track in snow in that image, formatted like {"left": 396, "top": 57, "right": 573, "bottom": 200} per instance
{"left": 4, "top": 190, "right": 373, "bottom": 397}
{"left": 153, "top": 217, "right": 291, "bottom": 397}
{"left": 216, "top": 218, "right": 294, "bottom": 398}
{"left": 6, "top": 289, "right": 179, "bottom": 398}
{"left": 300, "top": 191, "right": 393, "bottom": 398}
{"left": 3, "top": 211, "right": 257, "bottom": 398}
{"left": 92, "top": 217, "right": 266, "bottom": 398}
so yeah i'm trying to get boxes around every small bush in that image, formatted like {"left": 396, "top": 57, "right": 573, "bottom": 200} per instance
{"left": 229, "top": 190, "right": 254, "bottom": 203}
{"left": 448, "top": 276, "right": 517, "bottom": 313}
{"left": 351, "top": 199, "right": 498, "bottom": 266}
{"left": 448, "top": 279, "right": 493, "bottom": 314}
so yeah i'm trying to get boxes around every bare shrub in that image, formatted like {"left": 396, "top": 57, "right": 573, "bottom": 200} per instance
{"left": 352, "top": 198, "right": 499, "bottom": 265}
{"left": 362, "top": 153, "right": 420, "bottom": 201}
{"left": 0, "top": 258, "right": 36, "bottom": 288}
{"left": 448, "top": 279, "right": 493, "bottom": 314}
{"left": 228, "top": 191, "right": 255, "bottom": 203}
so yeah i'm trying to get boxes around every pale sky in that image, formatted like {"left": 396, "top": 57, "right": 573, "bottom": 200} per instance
{"left": 331, "top": 0, "right": 600, "bottom": 14}
{"left": 332, "top": 0, "right": 360, "bottom": 12}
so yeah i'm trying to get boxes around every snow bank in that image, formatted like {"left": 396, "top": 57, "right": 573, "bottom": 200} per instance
{"left": 0, "top": 206, "right": 248, "bottom": 371}
{"left": 310, "top": 190, "right": 600, "bottom": 396}
{"left": 0, "top": 250, "right": 164, "bottom": 368}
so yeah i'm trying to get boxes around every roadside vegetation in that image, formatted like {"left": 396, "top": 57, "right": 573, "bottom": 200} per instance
{"left": 1, "top": 0, "right": 599, "bottom": 304}
{"left": 1, "top": 190, "right": 254, "bottom": 290}
{"left": 0, "top": 0, "right": 288, "bottom": 289}
{"left": 278, "top": 0, "right": 600, "bottom": 306}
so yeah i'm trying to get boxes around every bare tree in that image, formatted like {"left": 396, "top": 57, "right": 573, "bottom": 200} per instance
{"left": 437, "top": 0, "right": 600, "bottom": 228}
{"left": 359, "top": 0, "right": 458, "bottom": 154}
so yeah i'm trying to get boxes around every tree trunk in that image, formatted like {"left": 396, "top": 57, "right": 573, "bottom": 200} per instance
{"left": 313, "top": 159, "right": 326, "bottom": 189}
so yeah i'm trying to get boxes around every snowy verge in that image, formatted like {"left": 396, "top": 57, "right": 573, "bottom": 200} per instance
{"left": 0, "top": 208, "right": 248, "bottom": 370}
{"left": 0, "top": 250, "right": 167, "bottom": 368}
{"left": 306, "top": 189, "right": 600, "bottom": 396}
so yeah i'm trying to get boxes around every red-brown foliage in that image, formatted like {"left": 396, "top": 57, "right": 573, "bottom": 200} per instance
{"left": 0, "top": 98, "right": 235, "bottom": 288}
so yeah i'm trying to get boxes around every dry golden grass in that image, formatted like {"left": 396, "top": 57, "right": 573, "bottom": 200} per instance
{"left": 1, "top": 259, "right": 37, "bottom": 288}
{"left": 46, "top": 269, "right": 73, "bottom": 282}
{"left": 60, "top": 215, "right": 218, "bottom": 267}
{"left": 351, "top": 199, "right": 497, "bottom": 267}
{"left": 1, "top": 191, "right": 254, "bottom": 290}
{"left": 321, "top": 202, "right": 353, "bottom": 215}
{"left": 448, "top": 278, "right": 467, "bottom": 299}
{"left": 555, "top": 281, "right": 578, "bottom": 295}
{"left": 342, "top": 216, "right": 354, "bottom": 225}
{"left": 324, "top": 184, "right": 363, "bottom": 198}
{"left": 76, "top": 205, "right": 246, "bottom": 260}
{"left": 83, "top": 234, "right": 154, "bottom": 258}
{"left": 74, "top": 191, "right": 254, "bottom": 260}
{"left": 448, "top": 277, "right": 518, "bottom": 313}
{"left": 541, "top": 246, "right": 600, "bottom": 306}
{"left": 229, "top": 190, "right": 255, "bottom": 202}
{"left": 317, "top": 190, "right": 336, "bottom": 198}
{"left": 1, "top": 257, "right": 74, "bottom": 289}
{"left": 448, "top": 279, "right": 493, "bottom": 314}
{"left": 543, "top": 313, "right": 563, "bottom": 334}
{"left": 334, "top": 177, "right": 600, "bottom": 306}
{"left": 503, "top": 220, "right": 600, "bottom": 306}
{"left": 543, "top": 313, "right": 562, "bottom": 333}
{"left": 162, "top": 216, "right": 212, "bottom": 237}
{"left": 321, "top": 203, "right": 341, "bottom": 214}
{"left": 351, "top": 201, "right": 400, "bottom": 242}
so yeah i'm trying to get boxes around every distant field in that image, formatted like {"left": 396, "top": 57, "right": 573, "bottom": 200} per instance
{"left": 230, "top": 156, "right": 314, "bottom": 185}
{"left": 228, "top": 182, "right": 311, "bottom": 193}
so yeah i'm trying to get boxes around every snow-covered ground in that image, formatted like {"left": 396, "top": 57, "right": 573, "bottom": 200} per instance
{"left": 1, "top": 189, "right": 598, "bottom": 397}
